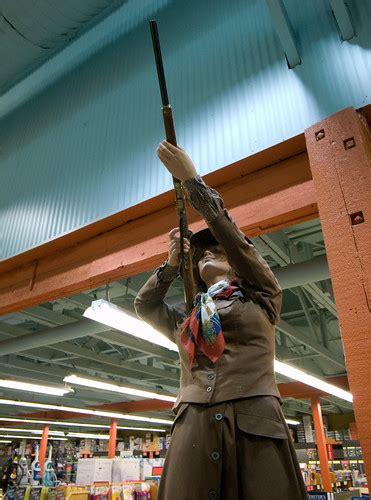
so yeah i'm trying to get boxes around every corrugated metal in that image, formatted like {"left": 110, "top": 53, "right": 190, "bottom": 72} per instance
{"left": 0, "top": 0, "right": 124, "bottom": 93}
{"left": 1, "top": 0, "right": 370, "bottom": 260}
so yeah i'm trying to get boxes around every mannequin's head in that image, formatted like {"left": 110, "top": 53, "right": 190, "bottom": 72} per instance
{"left": 190, "top": 229, "right": 234, "bottom": 291}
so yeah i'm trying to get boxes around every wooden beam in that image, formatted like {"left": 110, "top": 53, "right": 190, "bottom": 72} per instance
{"left": 278, "top": 375, "right": 349, "bottom": 399}
{"left": 0, "top": 151, "right": 316, "bottom": 315}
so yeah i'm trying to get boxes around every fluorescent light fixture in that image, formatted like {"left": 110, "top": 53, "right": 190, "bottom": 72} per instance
{"left": 67, "top": 432, "right": 109, "bottom": 440}
{"left": 0, "top": 418, "right": 110, "bottom": 429}
{"left": 0, "top": 428, "right": 65, "bottom": 436}
{"left": 0, "top": 440, "right": 12, "bottom": 443}
{"left": 274, "top": 360, "right": 353, "bottom": 402}
{"left": 0, "top": 399, "right": 173, "bottom": 425}
{"left": 285, "top": 419, "right": 301, "bottom": 426}
{"left": 0, "top": 379, "right": 73, "bottom": 397}
{"left": 0, "top": 434, "right": 67, "bottom": 441}
{"left": 117, "top": 426, "right": 166, "bottom": 432}
{"left": 83, "top": 299, "right": 178, "bottom": 352}
{"left": 0, "top": 417, "right": 166, "bottom": 433}
{"left": 64, "top": 374, "right": 176, "bottom": 403}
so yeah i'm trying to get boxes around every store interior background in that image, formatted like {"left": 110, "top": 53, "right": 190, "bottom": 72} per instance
{"left": 0, "top": 217, "right": 364, "bottom": 489}
{"left": 0, "top": 0, "right": 370, "bottom": 497}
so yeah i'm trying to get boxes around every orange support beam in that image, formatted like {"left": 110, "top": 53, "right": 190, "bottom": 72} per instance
{"left": 312, "top": 398, "right": 332, "bottom": 493}
{"left": 305, "top": 107, "right": 371, "bottom": 477}
{"left": 39, "top": 424, "right": 49, "bottom": 479}
{"left": 0, "top": 149, "right": 316, "bottom": 316}
{"left": 108, "top": 418, "right": 118, "bottom": 459}
{"left": 278, "top": 375, "right": 349, "bottom": 399}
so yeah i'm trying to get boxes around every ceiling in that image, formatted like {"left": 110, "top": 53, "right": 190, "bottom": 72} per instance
{"left": 0, "top": 0, "right": 126, "bottom": 94}
{"left": 0, "top": 218, "right": 353, "bottom": 432}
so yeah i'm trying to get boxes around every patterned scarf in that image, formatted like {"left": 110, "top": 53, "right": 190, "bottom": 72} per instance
{"left": 180, "top": 280, "right": 243, "bottom": 367}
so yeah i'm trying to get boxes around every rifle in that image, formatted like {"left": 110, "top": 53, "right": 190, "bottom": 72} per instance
{"left": 149, "top": 20, "right": 196, "bottom": 312}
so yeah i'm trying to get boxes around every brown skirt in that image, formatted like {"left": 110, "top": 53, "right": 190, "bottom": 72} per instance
{"left": 159, "top": 396, "right": 307, "bottom": 500}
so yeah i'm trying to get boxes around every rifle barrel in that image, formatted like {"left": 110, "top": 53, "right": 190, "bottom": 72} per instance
{"left": 149, "top": 20, "right": 169, "bottom": 107}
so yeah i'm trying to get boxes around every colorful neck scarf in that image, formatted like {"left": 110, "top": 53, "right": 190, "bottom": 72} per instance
{"left": 180, "top": 280, "right": 243, "bottom": 367}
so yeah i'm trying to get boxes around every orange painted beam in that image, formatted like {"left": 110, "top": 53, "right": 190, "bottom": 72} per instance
{"left": 108, "top": 419, "right": 117, "bottom": 458}
{"left": 305, "top": 107, "right": 371, "bottom": 478}
{"left": 0, "top": 152, "right": 316, "bottom": 315}
{"left": 39, "top": 424, "right": 49, "bottom": 480}
{"left": 278, "top": 375, "right": 349, "bottom": 399}
{"left": 312, "top": 398, "right": 332, "bottom": 492}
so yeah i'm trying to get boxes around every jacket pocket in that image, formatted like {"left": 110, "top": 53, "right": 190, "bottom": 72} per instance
{"left": 171, "top": 403, "right": 189, "bottom": 435}
{"left": 236, "top": 414, "right": 288, "bottom": 440}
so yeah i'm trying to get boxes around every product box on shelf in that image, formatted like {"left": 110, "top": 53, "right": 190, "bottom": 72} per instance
{"left": 75, "top": 458, "right": 113, "bottom": 486}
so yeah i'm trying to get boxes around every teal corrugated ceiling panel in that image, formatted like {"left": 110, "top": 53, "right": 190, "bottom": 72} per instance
{"left": 0, "top": 0, "right": 122, "bottom": 92}
{"left": 1, "top": 0, "right": 370, "bottom": 260}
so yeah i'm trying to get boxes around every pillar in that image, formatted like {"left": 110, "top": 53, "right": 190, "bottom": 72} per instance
{"left": 312, "top": 398, "right": 332, "bottom": 492}
{"left": 39, "top": 424, "right": 49, "bottom": 479}
{"left": 108, "top": 418, "right": 117, "bottom": 458}
{"left": 305, "top": 107, "right": 371, "bottom": 476}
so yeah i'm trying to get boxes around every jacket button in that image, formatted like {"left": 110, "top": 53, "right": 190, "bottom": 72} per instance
{"left": 215, "top": 413, "right": 224, "bottom": 421}
{"left": 207, "top": 374, "right": 215, "bottom": 380}
{"left": 206, "top": 386, "right": 213, "bottom": 392}
{"left": 208, "top": 490, "right": 217, "bottom": 500}
{"left": 211, "top": 451, "right": 221, "bottom": 461}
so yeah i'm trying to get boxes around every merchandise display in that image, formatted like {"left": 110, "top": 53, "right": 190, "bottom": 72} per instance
{"left": 296, "top": 441, "right": 368, "bottom": 494}
{"left": 0, "top": 435, "right": 165, "bottom": 499}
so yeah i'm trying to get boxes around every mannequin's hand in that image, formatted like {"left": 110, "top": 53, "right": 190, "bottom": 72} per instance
{"left": 157, "top": 141, "right": 197, "bottom": 182}
{"left": 167, "top": 227, "right": 190, "bottom": 267}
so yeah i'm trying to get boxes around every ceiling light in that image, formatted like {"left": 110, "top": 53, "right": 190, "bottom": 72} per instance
{"left": 64, "top": 374, "right": 176, "bottom": 403}
{"left": 83, "top": 299, "right": 177, "bottom": 351}
{"left": 274, "top": 360, "right": 353, "bottom": 402}
{"left": 0, "top": 379, "right": 73, "bottom": 397}
{"left": 0, "top": 434, "right": 67, "bottom": 441}
{"left": 0, "top": 440, "right": 12, "bottom": 443}
{"left": 0, "top": 428, "right": 65, "bottom": 436}
{"left": 0, "top": 399, "right": 173, "bottom": 425}
{"left": 0, "top": 417, "right": 166, "bottom": 433}
{"left": 0, "top": 417, "right": 108, "bottom": 429}
{"left": 67, "top": 432, "right": 109, "bottom": 440}
{"left": 285, "top": 419, "right": 301, "bottom": 426}
{"left": 117, "top": 426, "right": 166, "bottom": 432}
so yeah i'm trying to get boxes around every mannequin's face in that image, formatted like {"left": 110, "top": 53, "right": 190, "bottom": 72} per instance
{"left": 197, "top": 246, "right": 232, "bottom": 288}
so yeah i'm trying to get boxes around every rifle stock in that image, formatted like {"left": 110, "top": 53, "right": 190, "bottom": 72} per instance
{"left": 149, "top": 20, "right": 196, "bottom": 311}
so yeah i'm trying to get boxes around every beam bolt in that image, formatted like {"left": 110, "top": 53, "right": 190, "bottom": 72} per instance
{"left": 315, "top": 129, "right": 325, "bottom": 141}
{"left": 350, "top": 211, "right": 364, "bottom": 225}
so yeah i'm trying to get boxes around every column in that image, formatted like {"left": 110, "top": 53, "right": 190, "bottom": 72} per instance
{"left": 305, "top": 107, "right": 371, "bottom": 476}
{"left": 108, "top": 418, "right": 117, "bottom": 459}
{"left": 312, "top": 398, "right": 332, "bottom": 492}
{"left": 39, "top": 424, "right": 49, "bottom": 479}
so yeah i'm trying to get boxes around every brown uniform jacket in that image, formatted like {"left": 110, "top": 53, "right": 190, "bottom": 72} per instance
{"left": 134, "top": 177, "right": 282, "bottom": 411}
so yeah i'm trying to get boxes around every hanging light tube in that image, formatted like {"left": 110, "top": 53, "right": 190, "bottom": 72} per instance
{"left": 0, "top": 399, "right": 173, "bottom": 425}
{"left": 285, "top": 418, "right": 301, "bottom": 426}
{"left": 64, "top": 374, "right": 176, "bottom": 402}
{"left": 0, "top": 417, "right": 166, "bottom": 432}
{"left": 0, "top": 379, "right": 73, "bottom": 397}
{"left": 0, "top": 427, "right": 65, "bottom": 436}
{"left": 274, "top": 360, "right": 353, "bottom": 402}
{"left": 66, "top": 432, "right": 109, "bottom": 440}
{"left": 83, "top": 299, "right": 178, "bottom": 351}
{"left": 0, "top": 434, "right": 67, "bottom": 441}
